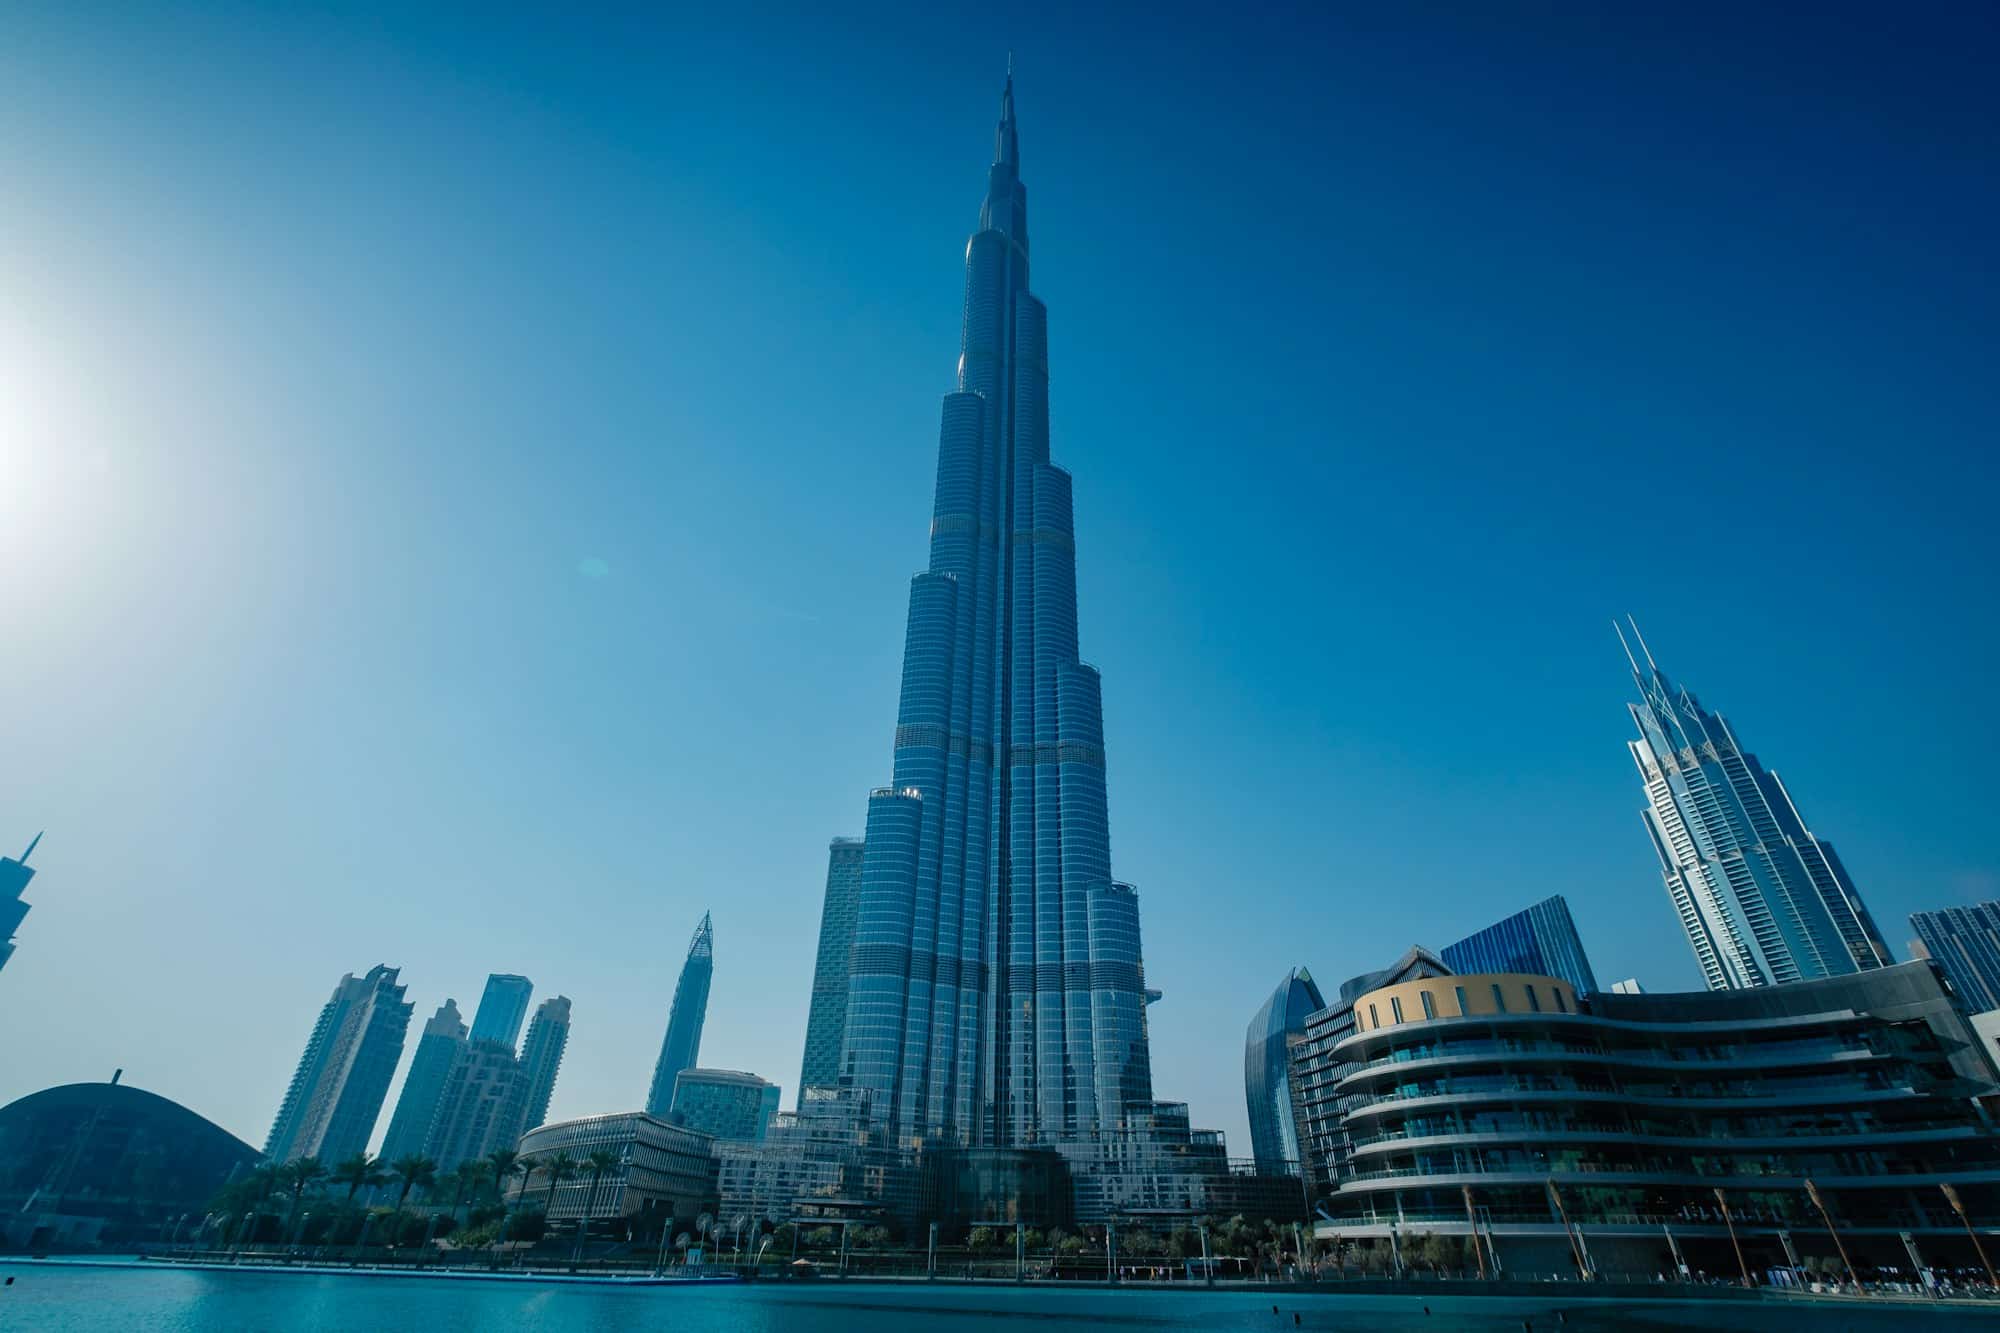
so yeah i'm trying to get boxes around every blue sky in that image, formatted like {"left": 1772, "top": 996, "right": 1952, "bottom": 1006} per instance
{"left": 2, "top": 2, "right": 1996, "bottom": 1156}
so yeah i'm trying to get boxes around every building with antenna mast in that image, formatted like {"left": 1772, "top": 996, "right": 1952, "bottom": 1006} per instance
{"left": 0, "top": 832, "right": 42, "bottom": 975}
{"left": 1619, "top": 618, "right": 1891, "bottom": 990}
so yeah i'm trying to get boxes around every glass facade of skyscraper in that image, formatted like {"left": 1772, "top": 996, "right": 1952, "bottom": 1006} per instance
{"left": 646, "top": 913, "right": 712, "bottom": 1117}
{"left": 838, "top": 75, "right": 1154, "bottom": 1150}
{"left": 468, "top": 973, "right": 534, "bottom": 1049}
{"left": 1620, "top": 621, "right": 1891, "bottom": 990}
{"left": 1242, "top": 966, "right": 1324, "bottom": 1172}
{"left": 1911, "top": 899, "right": 2000, "bottom": 1013}
{"left": 799, "top": 837, "right": 863, "bottom": 1099}
{"left": 1441, "top": 895, "right": 1599, "bottom": 994}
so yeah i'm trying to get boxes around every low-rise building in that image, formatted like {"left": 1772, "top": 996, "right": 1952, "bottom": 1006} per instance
{"left": 1313, "top": 960, "right": 2000, "bottom": 1275}
{"left": 514, "top": 1111, "right": 716, "bottom": 1238}
{"left": 671, "top": 1068, "right": 780, "bottom": 1142}
{"left": 713, "top": 1085, "right": 916, "bottom": 1231}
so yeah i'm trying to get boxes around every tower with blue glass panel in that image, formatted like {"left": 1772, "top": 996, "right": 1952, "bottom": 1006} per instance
{"left": 837, "top": 74, "right": 1154, "bottom": 1148}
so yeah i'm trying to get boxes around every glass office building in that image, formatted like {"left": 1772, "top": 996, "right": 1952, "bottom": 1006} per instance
{"left": 1911, "top": 899, "right": 2000, "bottom": 1014}
{"left": 1620, "top": 621, "right": 1891, "bottom": 990}
{"left": 646, "top": 913, "right": 713, "bottom": 1117}
{"left": 1442, "top": 895, "right": 1599, "bottom": 995}
{"left": 1243, "top": 966, "right": 1324, "bottom": 1172}
{"left": 800, "top": 837, "right": 864, "bottom": 1099}
{"left": 469, "top": 973, "right": 534, "bottom": 1049}
{"left": 670, "top": 1068, "right": 781, "bottom": 1142}
{"left": 837, "top": 73, "right": 1154, "bottom": 1150}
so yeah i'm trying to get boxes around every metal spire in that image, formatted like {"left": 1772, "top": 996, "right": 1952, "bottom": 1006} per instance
{"left": 1613, "top": 620, "right": 1642, "bottom": 678}
{"left": 1627, "top": 616, "right": 1661, "bottom": 672}
{"left": 20, "top": 831, "right": 41, "bottom": 863}
{"left": 995, "top": 60, "right": 1018, "bottom": 169}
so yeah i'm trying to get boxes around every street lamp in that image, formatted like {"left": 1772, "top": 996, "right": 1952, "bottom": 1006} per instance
{"left": 1941, "top": 1183, "right": 1998, "bottom": 1290}
{"left": 1804, "top": 1179, "right": 1863, "bottom": 1296}
{"left": 1713, "top": 1187, "right": 1753, "bottom": 1287}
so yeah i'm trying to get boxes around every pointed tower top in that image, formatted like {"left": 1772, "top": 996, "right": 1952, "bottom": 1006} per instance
{"left": 20, "top": 831, "right": 42, "bottom": 864}
{"left": 1627, "top": 615, "right": 1661, "bottom": 672}
{"left": 995, "top": 61, "right": 1019, "bottom": 170}
{"left": 688, "top": 911, "right": 714, "bottom": 961}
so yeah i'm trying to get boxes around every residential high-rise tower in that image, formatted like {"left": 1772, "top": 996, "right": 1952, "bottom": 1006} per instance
{"left": 645, "top": 913, "right": 712, "bottom": 1117}
{"left": 1910, "top": 900, "right": 2000, "bottom": 1013}
{"left": 0, "top": 832, "right": 41, "bottom": 976}
{"left": 517, "top": 995, "right": 571, "bottom": 1133}
{"left": 1620, "top": 621, "right": 1891, "bottom": 990}
{"left": 799, "top": 837, "right": 864, "bottom": 1099}
{"left": 377, "top": 997, "right": 466, "bottom": 1164}
{"left": 835, "top": 75, "right": 1155, "bottom": 1148}
{"left": 265, "top": 964, "right": 412, "bottom": 1163}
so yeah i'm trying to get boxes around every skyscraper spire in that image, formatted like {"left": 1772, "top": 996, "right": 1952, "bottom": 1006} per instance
{"left": 21, "top": 832, "right": 42, "bottom": 864}
{"left": 995, "top": 63, "right": 1018, "bottom": 169}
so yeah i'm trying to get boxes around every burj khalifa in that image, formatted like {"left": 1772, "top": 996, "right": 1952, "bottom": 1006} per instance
{"left": 835, "top": 74, "right": 1154, "bottom": 1149}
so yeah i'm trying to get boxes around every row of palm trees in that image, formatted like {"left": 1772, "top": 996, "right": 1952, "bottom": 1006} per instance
{"left": 211, "top": 1145, "right": 627, "bottom": 1256}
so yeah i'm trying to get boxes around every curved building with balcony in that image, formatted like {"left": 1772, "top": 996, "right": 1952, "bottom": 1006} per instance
{"left": 1316, "top": 961, "right": 2000, "bottom": 1275}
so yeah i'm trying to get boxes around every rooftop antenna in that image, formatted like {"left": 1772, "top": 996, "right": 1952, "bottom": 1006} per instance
{"left": 20, "top": 831, "right": 41, "bottom": 863}
{"left": 1613, "top": 620, "right": 1642, "bottom": 677}
{"left": 1627, "top": 616, "right": 1661, "bottom": 672}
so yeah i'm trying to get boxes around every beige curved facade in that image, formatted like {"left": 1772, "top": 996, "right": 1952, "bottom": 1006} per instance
{"left": 1349, "top": 972, "right": 1577, "bottom": 1034}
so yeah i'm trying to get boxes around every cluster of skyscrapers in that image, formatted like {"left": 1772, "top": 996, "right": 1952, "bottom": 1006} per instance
{"left": 265, "top": 968, "right": 570, "bottom": 1170}
{"left": 10, "top": 68, "right": 2000, "bottom": 1269}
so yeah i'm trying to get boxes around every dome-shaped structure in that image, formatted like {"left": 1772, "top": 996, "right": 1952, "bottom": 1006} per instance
{"left": 0, "top": 1078, "right": 258, "bottom": 1244}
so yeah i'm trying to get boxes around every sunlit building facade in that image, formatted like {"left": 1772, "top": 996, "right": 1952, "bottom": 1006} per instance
{"left": 836, "top": 73, "right": 1154, "bottom": 1152}
{"left": 1620, "top": 622, "right": 1891, "bottom": 990}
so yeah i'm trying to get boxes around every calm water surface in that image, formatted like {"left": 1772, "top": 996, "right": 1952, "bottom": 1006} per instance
{"left": 0, "top": 1261, "right": 1977, "bottom": 1332}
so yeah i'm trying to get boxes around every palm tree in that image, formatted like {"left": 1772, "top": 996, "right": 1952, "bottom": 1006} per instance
{"left": 446, "top": 1160, "right": 488, "bottom": 1216}
{"left": 389, "top": 1155, "right": 437, "bottom": 1214}
{"left": 573, "top": 1149, "right": 620, "bottom": 1261}
{"left": 538, "top": 1151, "right": 578, "bottom": 1217}
{"left": 282, "top": 1157, "right": 326, "bottom": 1234}
{"left": 330, "top": 1153, "right": 387, "bottom": 1204}
{"left": 485, "top": 1149, "right": 521, "bottom": 1209}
